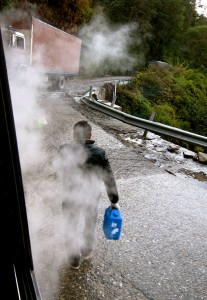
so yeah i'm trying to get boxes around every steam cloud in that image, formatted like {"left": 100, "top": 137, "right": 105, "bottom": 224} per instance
{"left": 8, "top": 71, "right": 64, "bottom": 299}
{"left": 2, "top": 34, "right": 64, "bottom": 298}
{"left": 79, "top": 14, "right": 139, "bottom": 75}
{"left": 1, "top": 11, "right": 130, "bottom": 299}
{"left": 3, "top": 37, "right": 105, "bottom": 300}
{"left": 9, "top": 75, "right": 46, "bottom": 171}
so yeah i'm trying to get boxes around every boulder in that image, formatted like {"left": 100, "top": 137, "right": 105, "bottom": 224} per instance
{"left": 183, "top": 149, "right": 197, "bottom": 159}
{"left": 149, "top": 60, "right": 172, "bottom": 68}
{"left": 167, "top": 144, "right": 180, "bottom": 153}
{"left": 197, "top": 152, "right": 207, "bottom": 164}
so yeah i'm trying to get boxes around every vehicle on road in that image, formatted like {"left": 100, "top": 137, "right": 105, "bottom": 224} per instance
{"left": 1, "top": 16, "right": 82, "bottom": 90}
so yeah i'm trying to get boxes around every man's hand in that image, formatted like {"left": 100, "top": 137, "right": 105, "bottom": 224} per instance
{"left": 111, "top": 203, "right": 120, "bottom": 210}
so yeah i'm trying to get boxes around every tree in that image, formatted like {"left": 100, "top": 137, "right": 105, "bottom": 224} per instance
{"left": 56, "top": 0, "right": 93, "bottom": 32}
{"left": 179, "top": 25, "right": 207, "bottom": 68}
{"left": 149, "top": 0, "right": 197, "bottom": 61}
{"left": 95, "top": 0, "right": 157, "bottom": 69}
{"left": 196, "top": 14, "right": 207, "bottom": 26}
{"left": 95, "top": 0, "right": 198, "bottom": 67}
{"left": 0, "top": 0, "right": 13, "bottom": 10}
{"left": 7, "top": 0, "right": 93, "bottom": 34}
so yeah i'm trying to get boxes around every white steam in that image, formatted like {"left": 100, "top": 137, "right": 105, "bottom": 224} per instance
{"left": 9, "top": 73, "right": 47, "bottom": 172}
{"left": 2, "top": 12, "right": 125, "bottom": 300}
{"left": 5, "top": 47, "right": 105, "bottom": 300}
{"left": 54, "top": 144, "right": 103, "bottom": 263}
{"left": 3, "top": 37, "right": 64, "bottom": 299}
{"left": 79, "top": 14, "right": 139, "bottom": 74}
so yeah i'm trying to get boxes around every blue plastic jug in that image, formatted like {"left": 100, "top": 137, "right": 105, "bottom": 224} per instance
{"left": 103, "top": 206, "right": 123, "bottom": 240}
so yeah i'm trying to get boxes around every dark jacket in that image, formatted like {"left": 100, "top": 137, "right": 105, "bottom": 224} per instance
{"left": 58, "top": 140, "right": 119, "bottom": 204}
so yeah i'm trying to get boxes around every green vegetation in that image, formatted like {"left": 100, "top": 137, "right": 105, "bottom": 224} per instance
{"left": 116, "top": 65, "right": 207, "bottom": 138}
{"left": 179, "top": 25, "right": 207, "bottom": 68}
{"left": 0, "top": 0, "right": 13, "bottom": 10}
{"left": 0, "top": 0, "right": 93, "bottom": 33}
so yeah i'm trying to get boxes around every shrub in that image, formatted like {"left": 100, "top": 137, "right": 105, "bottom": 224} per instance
{"left": 117, "top": 65, "right": 207, "bottom": 136}
{"left": 116, "top": 84, "right": 152, "bottom": 118}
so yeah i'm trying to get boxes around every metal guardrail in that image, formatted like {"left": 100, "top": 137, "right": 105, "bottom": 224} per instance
{"left": 82, "top": 96, "right": 207, "bottom": 148}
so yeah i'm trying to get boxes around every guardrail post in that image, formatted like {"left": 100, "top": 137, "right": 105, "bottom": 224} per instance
{"left": 89, "top": 86, "right": 93, "bottom": 99}
{"left": 143, "top": 112, "right": 156, "bottom": 138}
{"left": 111, "top": 81, "right": 117, "bottom": 107}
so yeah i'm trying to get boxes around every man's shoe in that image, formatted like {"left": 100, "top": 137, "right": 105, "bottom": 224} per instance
{"left": 70, "top": 256, "right": 80, "bottom": 269}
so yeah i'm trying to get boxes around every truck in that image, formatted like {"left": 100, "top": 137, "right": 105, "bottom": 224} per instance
{"left": 1, "top": 16, "right": 82, "bottom": 90}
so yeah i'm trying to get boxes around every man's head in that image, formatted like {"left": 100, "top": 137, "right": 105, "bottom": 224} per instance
{"left": 73, "top": 120, "right": 92, "bottom": 141}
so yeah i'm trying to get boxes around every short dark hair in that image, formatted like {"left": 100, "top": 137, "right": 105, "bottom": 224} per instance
{"left": 73, "top": 120, "right": 92, "bottom": 140}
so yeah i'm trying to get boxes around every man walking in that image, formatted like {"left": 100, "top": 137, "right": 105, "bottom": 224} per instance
{"left": 58, "top": 120, "right": 120, "bottom": 269}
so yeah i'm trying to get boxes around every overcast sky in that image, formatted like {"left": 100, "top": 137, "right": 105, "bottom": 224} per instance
{"left": 197, "top": 0, "right": 207, "bottom": 15}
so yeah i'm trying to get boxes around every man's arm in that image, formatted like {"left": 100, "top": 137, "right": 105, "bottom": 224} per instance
{"left": 102, "top": 155, "right": 119, "bottom": 205}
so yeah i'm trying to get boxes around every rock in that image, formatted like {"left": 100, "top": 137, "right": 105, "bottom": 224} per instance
{"left": 149, "top": 60, "right": 172, "bottom": 68}
{"left": 92, "top": 93, "right": 98, "bottom": 100}
{"left": 103, "top": 83, "right": 114, "bottom": 101}
{"left": 167, "top": 144, "right": 180, "bottom": 153}
{"left": 197, "top": 152, "right": 207, "bottom": 164}
{"left": 183, "top": 149, "right": 197, "bottom": 159}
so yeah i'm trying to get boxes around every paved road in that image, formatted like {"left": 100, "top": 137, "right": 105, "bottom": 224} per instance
{"left": 22, "top": 82, "right": 207, "bottom": 300}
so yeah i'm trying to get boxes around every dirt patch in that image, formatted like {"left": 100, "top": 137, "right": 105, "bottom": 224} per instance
{"left": 176, "top": 168, "right": 207, "bottom": 182}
